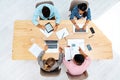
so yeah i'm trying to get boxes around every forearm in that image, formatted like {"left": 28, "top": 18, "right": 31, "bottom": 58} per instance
{"left": 37, "top": 51, "right": 45, "bottom": 61}
{"left": 71, "top": 19, "right": 76, "bottom": 25}
{"left": 57, "top": 53, "right": 64, "bottom": 65}
{"left": 36, "top": 24, "right": 42, "bottom": 28}
{"left": 55, "top": 23, "right": 59, "bottom": 27}
{"left": 85, "top": 20, "right": 90, "bottom": 26}
{"left": 79, "top": 49, "right": 88, "bottom": 58}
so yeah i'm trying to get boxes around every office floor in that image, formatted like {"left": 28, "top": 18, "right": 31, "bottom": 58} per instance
{"left": 0, "top": 0, "right": 120, "bottom": 80}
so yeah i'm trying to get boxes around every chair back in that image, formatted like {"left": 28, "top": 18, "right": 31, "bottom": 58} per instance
{"left": 69, "top": 0, "right": 89, "bottom": 11}
{"left": 66, "top": 71, "right": 88, "bottom": 80}
{"left": 36, "top": 1, "right": 54, "bottom": 8}
{"left": 40, "top": 68, "right": 61, "bottom": 77}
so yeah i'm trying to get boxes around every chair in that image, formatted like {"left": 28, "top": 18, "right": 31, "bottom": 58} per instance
{"left": 36, "top": 1, "right": 54, "bottom": 8}
{"left": 66, "top": 71, "right": 88, "bottom": 80}
{"left": 40, "top": 68, "right": 61, "bottom": 77}
{"left": 69, "top": 0, "right": 89, "bottom": 11}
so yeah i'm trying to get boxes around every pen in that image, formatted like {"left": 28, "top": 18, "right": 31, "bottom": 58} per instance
{"left": 89, "top": 35, "right": 94, "bottom": 38}
{"left": 61, "top": 32, "right": 65, "bottom": 39}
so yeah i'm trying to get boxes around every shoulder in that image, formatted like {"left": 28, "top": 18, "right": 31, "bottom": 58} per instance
{"left": 72, "top": 5, "right": 78, "bottom": 11}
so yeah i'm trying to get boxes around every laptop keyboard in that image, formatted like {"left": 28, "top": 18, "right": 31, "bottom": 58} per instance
{"left": 45, "top": 40, "right": 58, "bottom": 49}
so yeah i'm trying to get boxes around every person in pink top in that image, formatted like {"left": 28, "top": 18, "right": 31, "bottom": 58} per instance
{"left": 63, "top": 47, "right": 91, "bottom": 78}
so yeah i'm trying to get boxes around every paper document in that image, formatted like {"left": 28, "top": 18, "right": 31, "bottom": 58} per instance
{"left": 65, "top": 39, "right": 85, "bottom": 60}
{"left": 40, "top": 29, "right": 53, "bottom": 37}
{"left": 56, "top": 28, "right": 69, "bottom": 39}
{"left": 68, "top": 39, "right": 85, "bottom": 51}
{"left": 73, "top": 24, "right": 88, "bottom": 32}
{"left": 28, "top": 43, "right": 43, "bottom": 58}
{"left": 65, "top": 47, "right": 79, "bottom": 60}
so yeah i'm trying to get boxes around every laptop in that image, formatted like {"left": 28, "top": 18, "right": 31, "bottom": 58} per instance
{"left": 45, "top": 40, "right": 59, "bottom": 53}
{"left": 73, "top": 24, "right": 88, "bottom": 33}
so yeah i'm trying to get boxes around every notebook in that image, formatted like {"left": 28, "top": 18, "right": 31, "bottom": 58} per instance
{"left": 28, "top": 43, "right": 43, "bottom": 58}
{"left": 56, "top": 28, "right": 69, "bottom": 39}
{"left": 65, "top": 39, "right": 85, "bottom": 60}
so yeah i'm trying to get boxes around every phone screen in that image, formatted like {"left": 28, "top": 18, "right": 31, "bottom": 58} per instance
{"left": 90, "top": 27, "right": 95, "bottom": 34}
{"left": 87, "top": 44, "right": 92, "bottom": 51}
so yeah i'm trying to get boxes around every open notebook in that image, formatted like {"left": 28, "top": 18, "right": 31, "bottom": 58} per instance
{"left": 65, "top": 39, "right": 85, "bottom": 60}
{"left": 56, "top": 28, "right": 69, "bottom": 39}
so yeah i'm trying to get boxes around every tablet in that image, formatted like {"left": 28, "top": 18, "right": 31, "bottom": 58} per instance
{"left": 45, "top": 22, "right": 54, "bottom": 33}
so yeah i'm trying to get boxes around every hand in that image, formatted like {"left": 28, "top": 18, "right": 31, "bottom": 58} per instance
{"left": 82, "top": 24, "right": 86, "bottom": 31}
{"left": 79, "top": 47, "right": 82, "bottom": 51}
{"left": 54, "top": 24, "right": 59, "bottom": 31}
{"left": 75, "top": 24, "right": 80, "bottom": 30}
{"left": 44, "top": 45, "right": 48, "bottom": 51}
{"left": 59, "top": 47, "right": 63, "bottom": 53}
{"left": 37, "top": 24, "right": 45, "bottom": 30}
{"left": 54, "top": 26, "right": 58, "bottom": 31}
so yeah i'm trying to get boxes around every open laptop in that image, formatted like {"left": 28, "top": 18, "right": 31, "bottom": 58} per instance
{"left": 73, "top": 24, "right": 88, "bottom": 33}
{"left": 45, "top": 40, "right": 59, "bottom": 53}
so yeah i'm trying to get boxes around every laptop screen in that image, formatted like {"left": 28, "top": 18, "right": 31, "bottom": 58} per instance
{"left": 45, "top": 40, "right": 58, "bottom": 49}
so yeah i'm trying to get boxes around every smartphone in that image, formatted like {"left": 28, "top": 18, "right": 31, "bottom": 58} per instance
{"left": 87, "top": 44, "right": 92, "bottom": 51}
{"left": 90, "top": 27, "right": 95, "bottom": 34}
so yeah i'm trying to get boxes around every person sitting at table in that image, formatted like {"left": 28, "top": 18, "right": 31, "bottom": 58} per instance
{"left": 63, "top": 47, "right": 91, "bottom": 78}
{"left": 32, "top": 2, "right": 60, "bottom": 31}
{"left": 37, "top": 45, "right": 64, "bottom": 72}
{"left": 70, "top": 1, "right": 91, "bottom": 31}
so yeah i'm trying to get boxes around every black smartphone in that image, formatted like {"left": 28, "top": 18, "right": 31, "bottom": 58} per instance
{"left": 90, "top": 27, "right": 95, "bottom": 34}
{"left": 87, "top": 44, "right": 92, "bottom": 51}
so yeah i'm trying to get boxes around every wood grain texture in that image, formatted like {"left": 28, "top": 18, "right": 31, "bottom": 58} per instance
{"left": 12, "top": 20, "right": 112, "bottom": 60}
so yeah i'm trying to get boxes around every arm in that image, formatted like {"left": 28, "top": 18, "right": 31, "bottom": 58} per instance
{"left": 32, "top": 9, "right": 39, "bottom": 26}
{"left": 79, "top": 47, "right": 88, "bottom": 58}
{"left": 57, "top": 53, "right": 64, "bottom": 65}
{"left": 37, "top": 51, "right": 45, "bottom": 65}
{"left": 37, "top": 45, "right": 48, "bottom": 65}
{"left": 82, "top": 8, "right": 91, "bottom": 30}
{"left": 57, "top": 47, "right": 64, "bottom": 65}
{"left": 32, "top": 7, "right": 44, "bottom": 29}
{"left": 70, "top": 8, "right": 80, "bottom": 30}
{"left": 54, "top": 7, "right": 60, "bottom": 31}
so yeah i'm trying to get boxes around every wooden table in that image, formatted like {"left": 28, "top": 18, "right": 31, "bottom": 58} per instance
{"left": 12, "top": 19, "right": 113, "bottom": 60}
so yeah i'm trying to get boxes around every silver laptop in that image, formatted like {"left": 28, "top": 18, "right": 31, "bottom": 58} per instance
{"left": 45, "top": 40, "right": 59, "bottom": 53}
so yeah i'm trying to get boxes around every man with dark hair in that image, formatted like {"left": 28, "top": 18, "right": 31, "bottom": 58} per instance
{"left": 32, "top": 3, "right": 60, "bottom": 31}
{"left": 70, "top": 2, "right": 91, "bottom": 31}
{"left": 74, "top": 54, "right": 85, "bottom": 65}
{"left": 63, "top": 47, "right": 91, "bottom": 76}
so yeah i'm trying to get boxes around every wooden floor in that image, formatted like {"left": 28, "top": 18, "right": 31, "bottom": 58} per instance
{"left": 0, "top": 0, "right": 120, "bottom": 80}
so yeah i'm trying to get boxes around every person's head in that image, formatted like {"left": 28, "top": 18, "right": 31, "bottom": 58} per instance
{"left": 78, "top": 3, "right": 87, "bottom": 17}
{"left": 73, "top": 54, "right": 85, "bottom": 65}
{"left": 44, "top": 57, "right": 55, "bottom": 71}
{"left": 42, "top": 6, "right": 50, "bottom": 18}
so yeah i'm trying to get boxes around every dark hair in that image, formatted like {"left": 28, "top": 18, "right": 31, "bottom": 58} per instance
{"left": 78, "top": 3, "right": 87, "bottom": 11}
{"left": 83, "top": 11, "right": 87, "bottom": 17}
{"left": 78, "top": 3, "right": 87, "bottom": 17}
{"left": 42, "top": 6, "right": 50, "bottom": 18}
{"left": 74, "top": 54, "right": 85, "bottom": 65}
